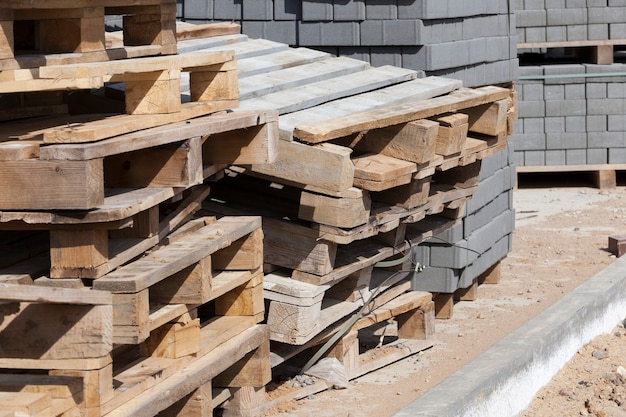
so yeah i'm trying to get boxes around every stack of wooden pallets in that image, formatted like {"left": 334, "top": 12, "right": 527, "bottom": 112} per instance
{"left": 0, "top": 4, "right": 277, "bottom": 417}
{"left": 0, "top": 11, "right": 518, "bottom": 415}
{"left": 173, "top": 25, "right": 517, "bottom": 409}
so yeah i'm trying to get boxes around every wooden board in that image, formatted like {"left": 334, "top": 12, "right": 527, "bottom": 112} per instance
{"left": 239, "top": 56, "right": 369, "bottom": 100}
{"left": 103, "top": 325, "right": 268, "bottom": 417}
{"left": 238, "top": 65, "right": 417, "bottom": 115}
{"left": 291, "top": 85, "right": 511, "bottom": 143}
{"left": 93, "top": 216, "right": 261, "bottom": 293}
{"left": 39, "top": 110, "right": 277, "bottom": 160}
{"left": 278, "top": 76, "right": 463, "bottom": 141}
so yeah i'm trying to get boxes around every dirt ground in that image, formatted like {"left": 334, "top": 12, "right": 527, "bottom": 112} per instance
{"left": 265, "top": 182, "right": 626, "bottom": 417}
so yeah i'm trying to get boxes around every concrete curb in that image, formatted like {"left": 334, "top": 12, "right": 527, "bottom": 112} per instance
{"left": 394, "top": 255, "right": 626, "bottom": 417}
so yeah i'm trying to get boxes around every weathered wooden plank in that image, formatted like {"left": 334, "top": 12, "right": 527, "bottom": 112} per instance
{"left": 238, "top": 56, "right": 369, "bottom": 100}
{"left": 38, "top": 51, "right": 234, "bottom": 81}
{"left": 236, "top": 47, "right": 330, "bottom": 78}
{"left": 279, "top": 76, "right": 463, "bottom": 141}
{"left": 186, "top": 37, "right": 289, "bottom": 62}
{"left": 238, "top": 66, "right": 417, "bottom": 115}
{"left": 40, "top": 101, "right": 238, "bottom": 144}
{"left": 176, "top": 21, "right": 241, "bottom": 41}
{"left": 39, "top": 110, "right": 277, "bottom": 160}
{"left": 93, "top": 217, "right": 261, "bottom": 293}
{"left": 103, "top": 325, "right": 268, "bottom": 417}
{"left": 291, "top": 85, "right": 511, "bottom": 143}
{"left": 0, "top": 283, "right": 111, "bottom": 304}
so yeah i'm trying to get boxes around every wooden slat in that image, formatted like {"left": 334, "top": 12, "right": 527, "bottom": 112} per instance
{"left": 176, "top": 22, "right": 241, "bottom": 41}
{"left": 238, "top": 56, "right": 369, "bottom": 99}
{"left": 93, "top": 217, "right": 261, "bottom": 292}
{"left": 39, "top": 101, "right": 237, "bottom": 144}
{"left": 291, "top": 84, "right": 511, "bottom": 143}
{"left": 103, "top": 325, "right": 268, "bottom": 417}
{"left": 0, "top": 187, "right": 177, "bottom": 225}
{"left": 278, "top": 76, "right": 462, "bottom": 141}
{"left": 0, "top": 283, "right": 111, "bottom": 304}
{"left": 236, "top": 47, "right": 330, "bottom": 78}
{"left": 38, "top": 51, "right": 234, "bottom": 81}
{"left": 39, "top": 110, "right": 277, "bottom": 160}
{"left": 238, "top": 66, "right": 417, "bottom": 115}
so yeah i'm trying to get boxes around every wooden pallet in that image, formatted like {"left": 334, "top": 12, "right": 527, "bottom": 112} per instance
{"left": 0, "top": 216, "right": 272, "bottom": 417}
{"left": 0, "top": 0, "right": 178, "bottom": 71}
{"left": 92, "top": 216, "right": 264, "bottom": 344}
{"left": 516, "top": 164, "right": 622, "bottom": 190}
{"left": 0, "top": 109, "right": 277, "bottom": 211}
{"left": 518, "top": 39, "right": 626, "bottom": 65}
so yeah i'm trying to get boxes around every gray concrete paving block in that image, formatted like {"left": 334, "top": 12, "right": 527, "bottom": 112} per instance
{"left": 545, "top": 149, "right": 567, "bottom": 165}
{"left": 588, "top": 98, "right": 626, "bottom": 115}
{"left": 298, "top": 21, "right": 360, "bottom": 46}
{"left": 433, "top": 222, "right": 465, "bottom": 245}
{"left": 565, "top": 115, "right": 586, "bottom": 133}
{"left": 242, "top": 0, "right": 272, "bottom": 20}
{"left": 523, "top": 150, "right": 546, "bottom": 166}
{"left": 333, "top": 0, "right": 366, "bottom": 21}
{"left": 609, "top": 147, "right": 626, "bottom": 163}
{"left": 242, "top": 20, "right": 298, "bottom": 44}
{"left": 590, "top": 131, "right": 626, "bottom": 148}
{"left": 465, "top": 191, "right": 511, "bottom": 235}
{"left": 518, "top": 100, "right": 546, "bottom": 118}
{"left": 365, "top": 1, "right": 397, "bottom": 20}
{"left": 587, "top": 115, "right": 608, "bottom": 133}
{"left": 213, "top": 0, "right": 241, "bottom": 20}
{"left": 410, "top": 265, "right": 461, "bottom": 293}
{"left": 566, "top": 148, "right": 587, "bottom": 165}
{"left": 546, "top": 132, "right": 587, "bottom": 150}
{"left": 302, "top": 0, "right": 333, "bottom": 21}
{"left": 588, "top": 24, "right": 609, "bottom": 40}
{"left": 587, "top": 148, "right": 609, "bottom": 165}
{"left": 369, "top": 46, "right": 402, "bottom": 67}
{"left": 608, "top": 114, "right": 626, "bottom": 132}
{"left": 513, "top": 133, "right": 546, "bottom": 151}
{"left": 274, "top": 0, "right": 301, "bottom": 20}
{"left": 182, "top": 0, "right": 213, "bottom": 19}
{"left": 428, "top": 239, "right": 479, "bottom": 270}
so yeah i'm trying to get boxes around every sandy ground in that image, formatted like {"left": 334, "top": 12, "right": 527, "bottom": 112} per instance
{"left": 263, "top": 184, "right": 626, "bottom": 417}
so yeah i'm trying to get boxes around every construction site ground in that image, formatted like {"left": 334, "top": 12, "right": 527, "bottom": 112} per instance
{"left": 265, "top": 173, "right": 626, "bottom": 417}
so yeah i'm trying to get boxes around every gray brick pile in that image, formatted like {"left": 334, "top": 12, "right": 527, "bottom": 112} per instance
{"left": 512, "top": 64, "right": 626, "bottom": 166}
{"left": 178, "top": 0, "right": 518, "bottom": 87}
{"left": 411, "top": 146, "right": 516, "bottom": 293}
{"left": 516, "top": 0, "right": 626, "bottom": 44}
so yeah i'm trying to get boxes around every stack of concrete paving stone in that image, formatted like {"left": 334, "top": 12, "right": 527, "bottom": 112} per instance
{"left": 176, "top": 0, "right": 518, "bottom": 88}
{"left": 513, "top": 64, "right": 626, "bottom": 167}
{"left": 512, "top": 1, "right": 626, "bottom": 181}
{"left": 411, "top": 145, "right": 516, "bottom": 317}
{"left": 516, "top": 0, "right": 626, "bottom": 45}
